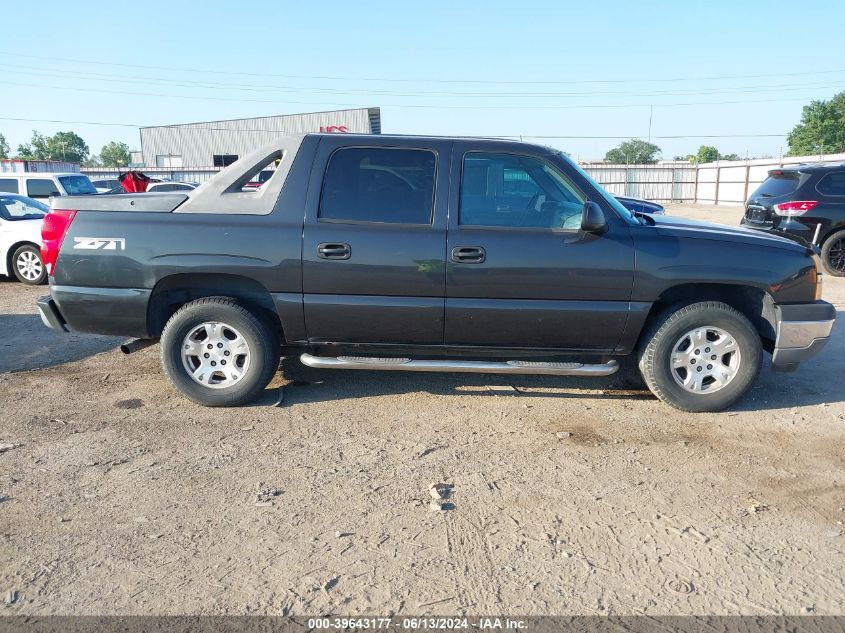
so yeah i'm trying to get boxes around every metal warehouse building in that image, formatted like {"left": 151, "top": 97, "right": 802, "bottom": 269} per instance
{"left": 139, "top": 107, "right": 381, "bottom": 168}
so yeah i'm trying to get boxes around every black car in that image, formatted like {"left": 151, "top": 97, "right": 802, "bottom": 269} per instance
{"left": 613, "top": 195, "right": 665, "bottom": 215}
{"left": 741, "top": 164, "right": 845, "bottom": 275}
{"left": 36, "top": 133, "right": 834, "bottom": 412}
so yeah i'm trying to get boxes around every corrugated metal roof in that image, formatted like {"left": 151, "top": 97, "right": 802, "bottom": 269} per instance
{"left": 140, "top": 107, "right": 380, "bottom": 167}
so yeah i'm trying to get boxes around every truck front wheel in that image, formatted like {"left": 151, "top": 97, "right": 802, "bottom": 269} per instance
{"left": 160, "top": 297, "right": 280, "bottom": 407}
{"left": 638, "top": 301, "right": 761, "bottom": 412}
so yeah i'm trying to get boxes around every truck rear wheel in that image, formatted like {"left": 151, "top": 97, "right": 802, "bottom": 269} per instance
{"left": 638, "top": 301, "right": 761, "bottom": 412}
{"left": 160, "top": 297, "right": 280, "bottom": 407}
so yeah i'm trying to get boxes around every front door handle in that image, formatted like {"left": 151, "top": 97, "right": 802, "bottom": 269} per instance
{"left": 451, "top": 246, "right": 486, "bottom": 264}
{"left": 317, "top": 242, "right": 351, "bottom": 260}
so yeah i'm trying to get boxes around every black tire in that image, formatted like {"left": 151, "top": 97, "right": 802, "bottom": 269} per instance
{"left": 160, "top": 297, "right": 280, "bottom": 407}
{"left": 637, "top": 301, "right": 761, "bottom": 412}
{"left": 11, "top": 244, "right": 46, "bottom": 285}
{"left": 820, "top": 230, "right": 845, "bottom": 277}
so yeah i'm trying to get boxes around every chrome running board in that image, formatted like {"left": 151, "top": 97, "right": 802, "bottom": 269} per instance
{"left": 299, "top": 354, "right": 618, "bottom": 376}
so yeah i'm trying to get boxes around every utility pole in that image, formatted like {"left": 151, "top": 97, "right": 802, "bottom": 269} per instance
{"left": 647, "top": 105, "right": 653, "bottom": 143}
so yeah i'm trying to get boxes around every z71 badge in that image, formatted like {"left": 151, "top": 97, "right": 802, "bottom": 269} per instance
{"left": 73, "top": 237, "right": 126, "bottom": 250}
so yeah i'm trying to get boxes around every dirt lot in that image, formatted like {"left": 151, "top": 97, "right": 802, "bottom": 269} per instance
{"left": 1, "top": 204, "right": 843, "bottom": 616}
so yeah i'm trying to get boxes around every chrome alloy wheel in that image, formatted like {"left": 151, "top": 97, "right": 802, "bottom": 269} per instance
{"left": 181, "top": 322, "right": 251, "bottom": 389}
{"left": 670, "top": 326, "right": 741, "bottom": 394}
{"left": 16, "top": 249, "right": 43, "bottom": 281}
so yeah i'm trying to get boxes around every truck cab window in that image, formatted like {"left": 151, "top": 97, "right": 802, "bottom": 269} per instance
{"left": 319, "top": 147, "right": 436, "bottom": 224}
{"left": 460, "top": 152, "right": 584, "bottom": 229}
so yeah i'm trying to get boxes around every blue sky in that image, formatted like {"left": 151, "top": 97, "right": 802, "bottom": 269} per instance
{"left": 1, "top": 0, "right": 843, "bottom": 161}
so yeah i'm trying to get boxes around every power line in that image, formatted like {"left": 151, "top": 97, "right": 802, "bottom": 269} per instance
{"left": 0, "top": 80, "right": 819, "bottom": 110}
{"left": 0, "top": 117, "right": 138, "bottom": 128}
{"left": 1, "top": 49, "right": 843, "bottom": 86}
{"left": 0, "top": 63, "right": 841, "bottom": 99}
{"left": 0, "top": 116, "right": 789, "bottom": 138}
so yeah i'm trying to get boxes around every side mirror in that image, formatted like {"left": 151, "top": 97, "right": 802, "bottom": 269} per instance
{"left": 581, "top": 200, "right": 607, "bottom": 234}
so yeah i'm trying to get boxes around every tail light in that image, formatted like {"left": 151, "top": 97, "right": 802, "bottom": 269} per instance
{"left": 773, "top": 201, "right": 818, "bottom": 216}
{"left": 41, "top": 209, "right": 77, "bottom": 276}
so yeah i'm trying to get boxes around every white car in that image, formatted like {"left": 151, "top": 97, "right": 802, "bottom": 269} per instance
{"left": 0, "top": 173, "right": 97, "bottom": 200}
{"left": 0, "top": 193, "right": 48, "bottom": 284}
{"left": 146, "top": 181, "right": 197, "bottom": 193}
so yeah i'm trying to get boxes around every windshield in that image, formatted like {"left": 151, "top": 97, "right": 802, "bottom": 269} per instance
{"left": 558, "top": 152, "right": 637, "bottom": 221}
{"left": 0, "top": 195, "right": 48, "bottom": 221}
{"left": 58, "top": 175, "right": 97, "bottom": 195}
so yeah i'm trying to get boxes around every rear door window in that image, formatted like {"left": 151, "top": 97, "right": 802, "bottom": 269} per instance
{"left": 816, "top": 172, "right": 845, "bottom": 196}
{"left": 26, "top": 179, "right": 61, "bottom": 199}
{"left": 319, "top": 147, "right": 436, "bottom": 225}
{"left": 0, "top": 178, "right": 19, "bottom": 194}
{"left": 751, "top": 172, "right": 801, "bottom": 199}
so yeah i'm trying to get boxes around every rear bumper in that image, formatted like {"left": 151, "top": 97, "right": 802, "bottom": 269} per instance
{"left": 36, "top": 295, "right": 68, "bottom": 332}
{"left": 740, "top": 216, "right": 774, "bottom": 230}
{"left": 771, "top": 301, "right": 836, "bottom": 366}
{"left": 42, "top": 284, "right": 152, "bottom": 338}
{"left": 741, "top": 216, "right": 822, "bottom": 245}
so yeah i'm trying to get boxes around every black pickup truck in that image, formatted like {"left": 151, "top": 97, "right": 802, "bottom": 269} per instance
{"left": 37, "top": 134, "right": 835, "bottom": 412}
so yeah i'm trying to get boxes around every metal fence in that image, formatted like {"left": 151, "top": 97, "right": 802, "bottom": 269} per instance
{"left": 583, "top": 163, "right": 696, "bottom": 201}
{"left": 582, "top": 151, "right": 845, "bottom": 205}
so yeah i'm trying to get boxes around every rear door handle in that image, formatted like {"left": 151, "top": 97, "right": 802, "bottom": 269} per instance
{"left": 451, "top": 246, "right": 486, "bottom": 264}
{"left": 317, "top": 242, "right": 351, "bottom": 260}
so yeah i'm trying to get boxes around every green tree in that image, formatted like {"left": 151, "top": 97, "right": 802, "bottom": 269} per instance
{"left": 99, "top": 141, "right": 131, "bottom": 167}
{"left": 695, "top": 145, "right": 720, "bottom": 163}
{"left": 16, "top": 130, "right": 89, "bottom": 163}
{"left": 604, "top": 139, "right": 661, "bottom": 164}
{"left": 720, "top": 153, "right": 741, "bottom": 161}
{"left": 787, "top": 91, "right": 845, "bottom": 156}
{"left": 0, "top": 133, "right": 9, "bottom": 159}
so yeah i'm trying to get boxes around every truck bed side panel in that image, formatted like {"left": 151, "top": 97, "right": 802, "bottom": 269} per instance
{"left": 49, "top": 137, "right": 318, "bottom": 340}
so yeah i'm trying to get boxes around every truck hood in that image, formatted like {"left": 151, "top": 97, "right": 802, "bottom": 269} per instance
{"left": 649, "top": 214, "right": 809, "bottom": 253}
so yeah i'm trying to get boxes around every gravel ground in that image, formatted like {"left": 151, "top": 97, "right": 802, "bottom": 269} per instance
{"left": 1, "top": 204, "right": 843, "bottom": 616}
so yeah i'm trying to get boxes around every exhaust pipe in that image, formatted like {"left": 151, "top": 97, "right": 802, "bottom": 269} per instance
{"left": 120, "top": 338, "right": 158, "bottom": 354}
